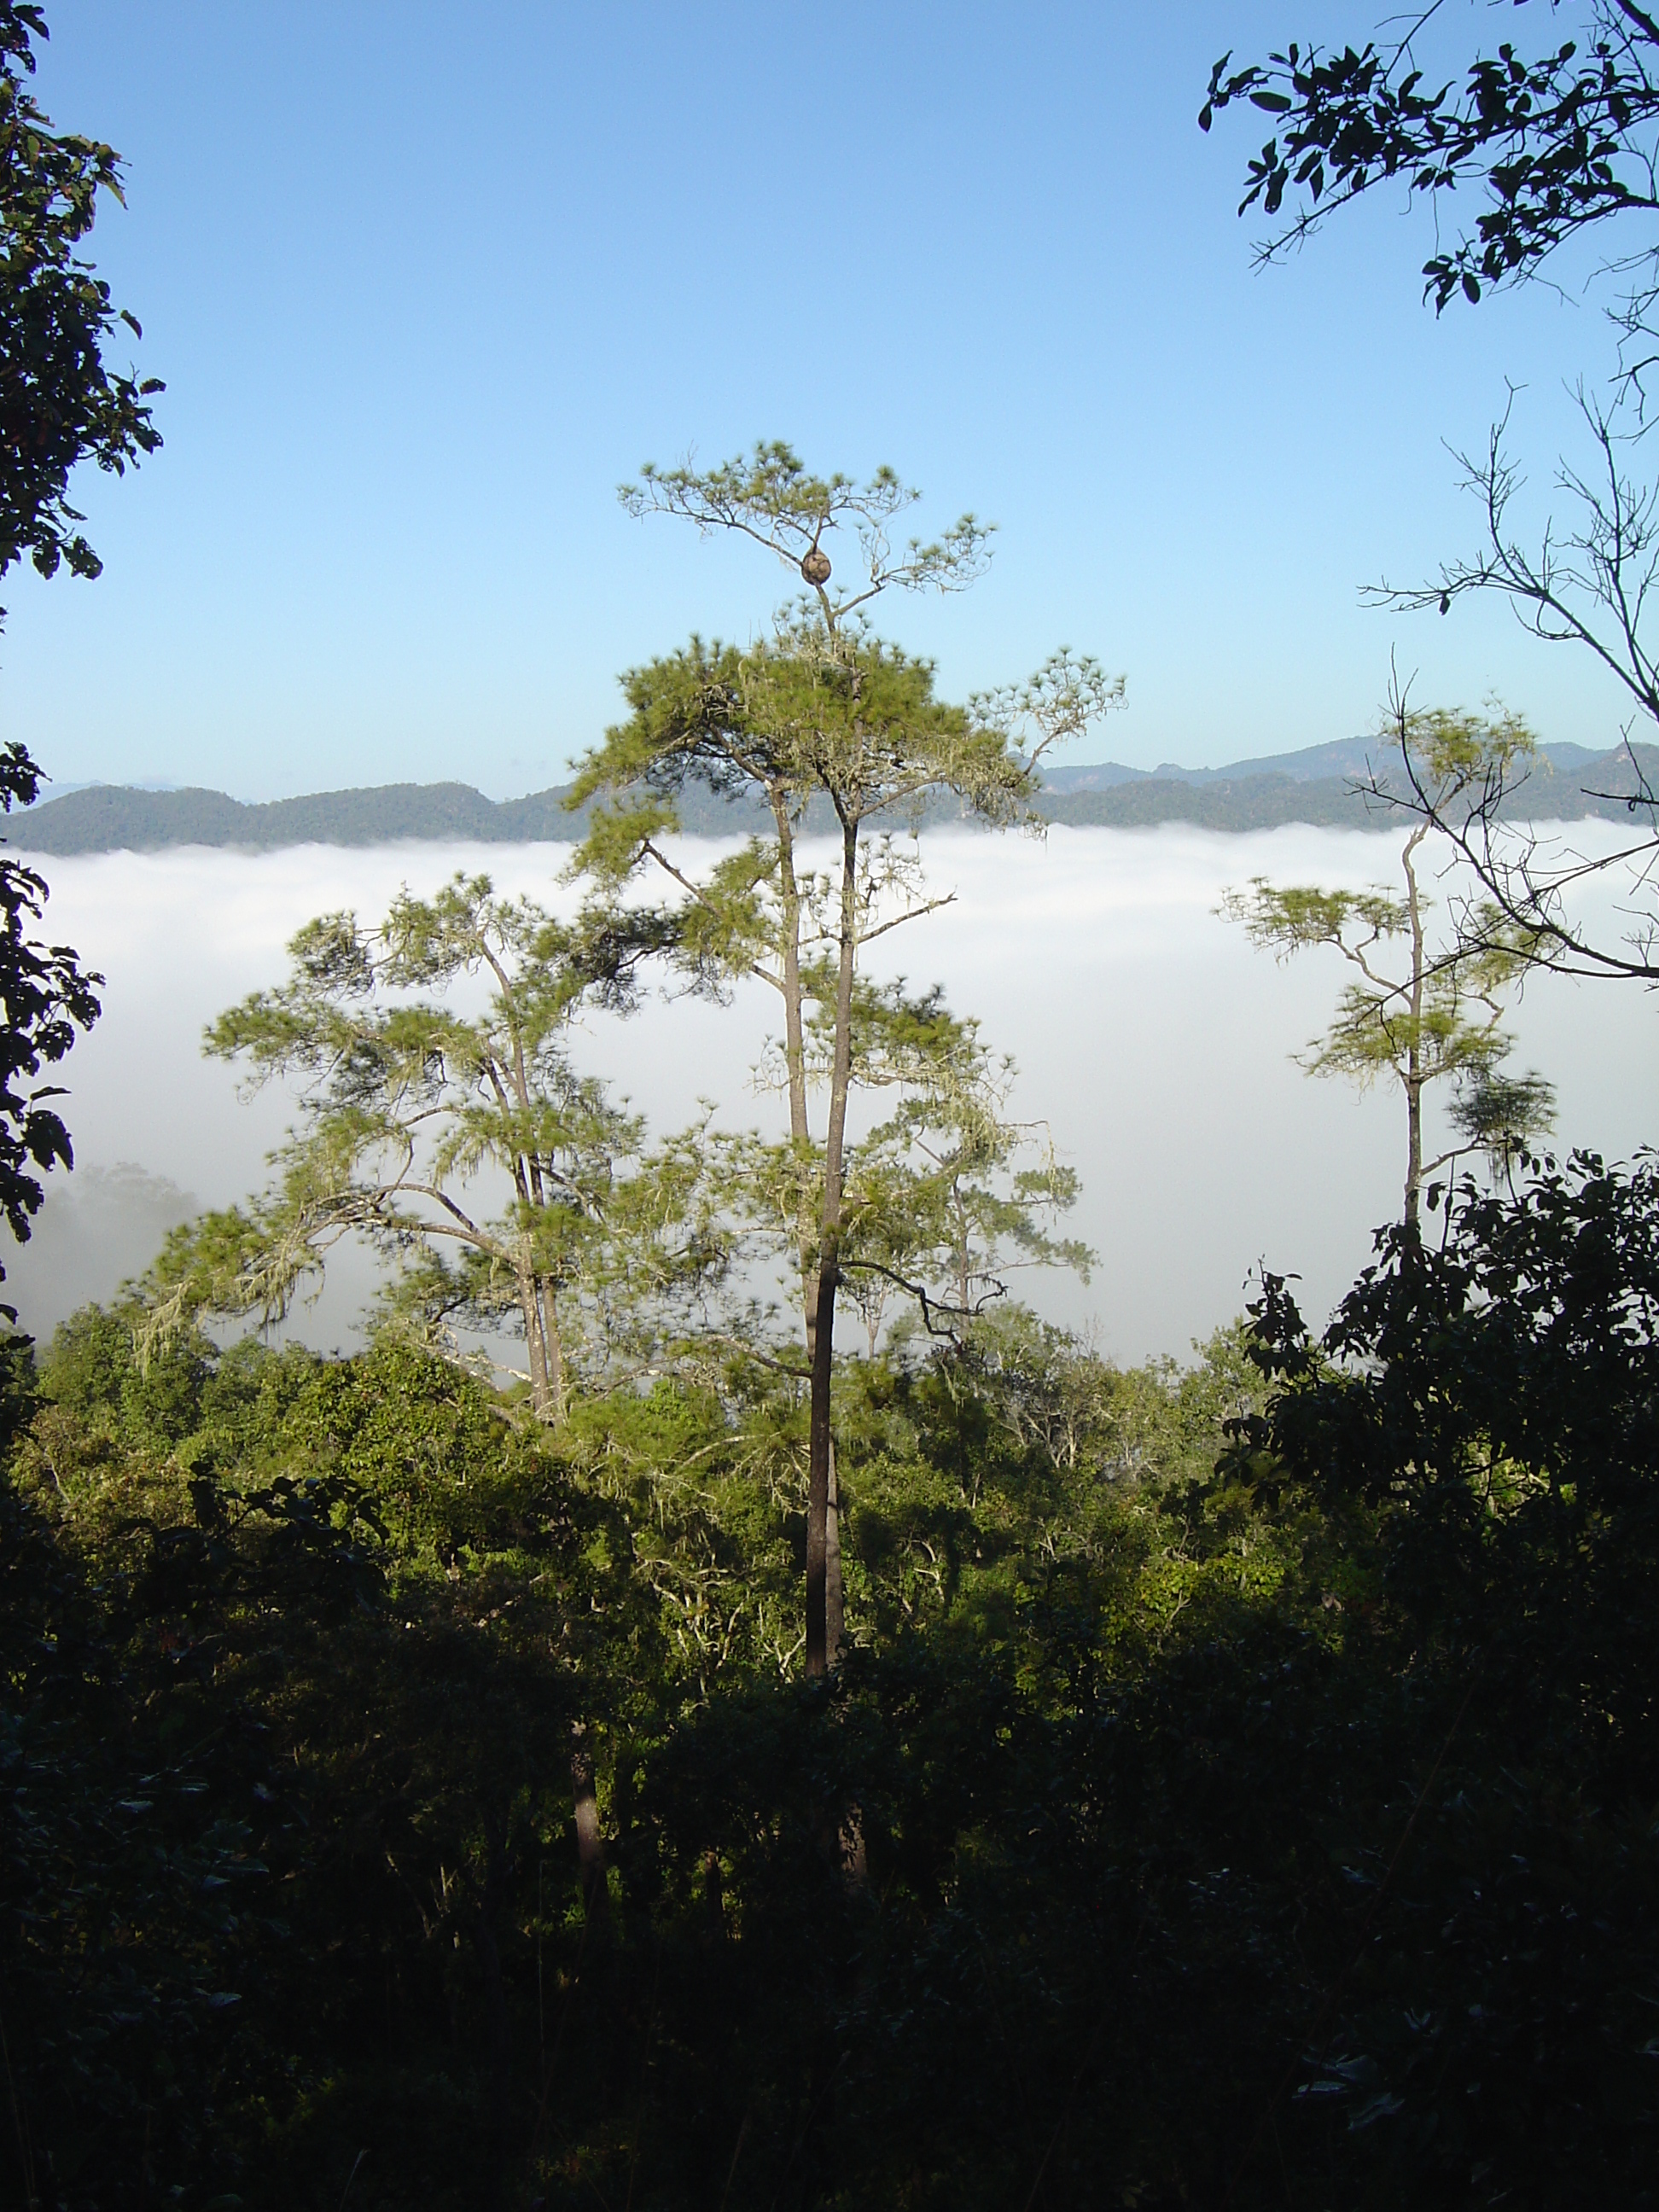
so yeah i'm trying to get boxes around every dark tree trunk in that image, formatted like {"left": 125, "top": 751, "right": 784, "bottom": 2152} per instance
{"left": 806, "top": 816, "right": 860, "bottom": 1676}
{"left": 805, "top": 1254, "right": 836, "bottom": 1675}
{"left": 570, "top": 1721, "right": 608, "bottom": 1924}
{"left": 702, "top": 1848, "right": 725, "bottom": 1943}
{"left": 825, "top": 1436, "right": 843, "bottom": 1666}
{"left": 471, "top": 1823, "right": 512, "bottom": 2212}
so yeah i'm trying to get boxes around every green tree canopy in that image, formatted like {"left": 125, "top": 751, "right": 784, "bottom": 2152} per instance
{"left": 1221, "top": 707, "right": 1553, "bottom": 1220}
{"left": 576, "top": 441, "right": 1122, "bottom": 1672}
{"left": 150, "top": 874, "right": 703, "bottom": 1422}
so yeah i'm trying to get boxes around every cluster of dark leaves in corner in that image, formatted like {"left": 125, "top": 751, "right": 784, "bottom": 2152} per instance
{"left": 1214, "top": 1150, "right": 1659, "bottom": 2200}
{"left": 1202, "top": 10, "right": 1659, "bottom": 310}
{"left": 0, "top": 740, "right": 101, "bottom": 1307}
{"left": 0, "top": 0, "right": 163, "bottom": 597}
{"left": 0, "top": 0, "right": 160, "bottom": 1303}
{"left": 1, "top": 1155, "right": 1657, "bottom": 2211}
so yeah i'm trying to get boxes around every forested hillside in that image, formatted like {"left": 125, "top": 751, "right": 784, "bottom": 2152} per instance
{"left": 14, "top": 737, "right": 1654, "bottom": 853}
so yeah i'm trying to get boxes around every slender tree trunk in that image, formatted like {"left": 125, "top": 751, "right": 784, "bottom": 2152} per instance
{"left": 775, "top": 792, "right": 826, "bottom": 1366}
{"left": 702, "top": 1848, "right": 725, "bottom": 1942}
{"left": 825, "top": 1437, "right": 843, "bottom": 1665}
{"left": 1405, "top": 1067, "right": 1423, "bottom": 1226}
{"left": 570, "top": 1721, "right": 608, "bottom": 1924}
{"left": 774, "top": 791, "right": 811, "bottom": 1174}
{"left": 519, "top": 1263, "right": 554, "bottom": 1420}
{"left": 538, "top": 1277, "right": 566, "bottom": 1423}
{"left": 503, "top": 1030, "right": 559, "bottom": 1418}
{"left": 471, "top": 1820, "right": 512, "bottom": 2212}
{"left": 806, "top": 1279, "right": 835, "bottom": 1676}
{"left": 806, "top": 814, "right": 860, "bottom": 1677}
{"left": 773, "top": 787, "right": 848, "bottom": 1662}
{"left": 1403, "top": 827, "right": 1428, "bottom": 1229}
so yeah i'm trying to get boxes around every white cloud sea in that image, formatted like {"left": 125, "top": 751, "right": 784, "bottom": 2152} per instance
{"left": 5, "top": 821, "right": 1653, "bottom": 1364}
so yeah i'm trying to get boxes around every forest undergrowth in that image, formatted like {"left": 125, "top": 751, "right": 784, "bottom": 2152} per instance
{"left": 3, "top": 1151, "right": 1656, "bottom": 2211}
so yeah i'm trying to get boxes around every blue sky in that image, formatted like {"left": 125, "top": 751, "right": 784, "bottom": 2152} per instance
{"left": 0, "top": 1, "right": 1644, "bottom": 800}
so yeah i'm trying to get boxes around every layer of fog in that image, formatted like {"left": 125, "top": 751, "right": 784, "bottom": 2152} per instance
{"left": 4, "top": 822, "right": 1653, "bottom": 1366}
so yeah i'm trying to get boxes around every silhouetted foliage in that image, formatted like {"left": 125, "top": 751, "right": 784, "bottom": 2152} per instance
{"left": 0, "top": 742, "right": 99, "bottom": 1307}
{"left": 0, "top": 0, "right": 162, "bottom": 594}
{"left": 0, "top": 0, "right": 160, "bottom": 1300}
{"left": 1201, "top": 3, "right": 1659, "bottom": 321}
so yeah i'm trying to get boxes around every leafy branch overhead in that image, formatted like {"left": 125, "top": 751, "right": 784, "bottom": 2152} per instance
{"left": 1202, "top": 3, "right": 1659, "bottom": 314}
{"left": 1199, "top": 11, "right": 1659, "bottom": 975}
{"left": 1347, "top": 389, "right": 1659, "bottom": 981}
{"left": 0, "top": 0, "right": 162, "bottom": 592}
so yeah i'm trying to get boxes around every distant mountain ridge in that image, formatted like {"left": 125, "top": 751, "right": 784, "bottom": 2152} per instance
{"left": 1041, "top": 736, "right": 1606, "bottom": 791}
{"left": 9, "top": 737, "right": 1654, "bottom": 855}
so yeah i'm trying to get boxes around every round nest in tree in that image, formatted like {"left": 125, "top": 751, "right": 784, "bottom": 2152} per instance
{"left": 800, "top": 548, "right": 832, "bottom": 585}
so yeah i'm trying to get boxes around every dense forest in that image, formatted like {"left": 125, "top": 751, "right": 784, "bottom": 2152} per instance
{"left": 6, "top": 1, "right": 1659, "bottom": 2207}
{"left": 9, "top": 1160, "right": 1659, "bottom": 2209}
